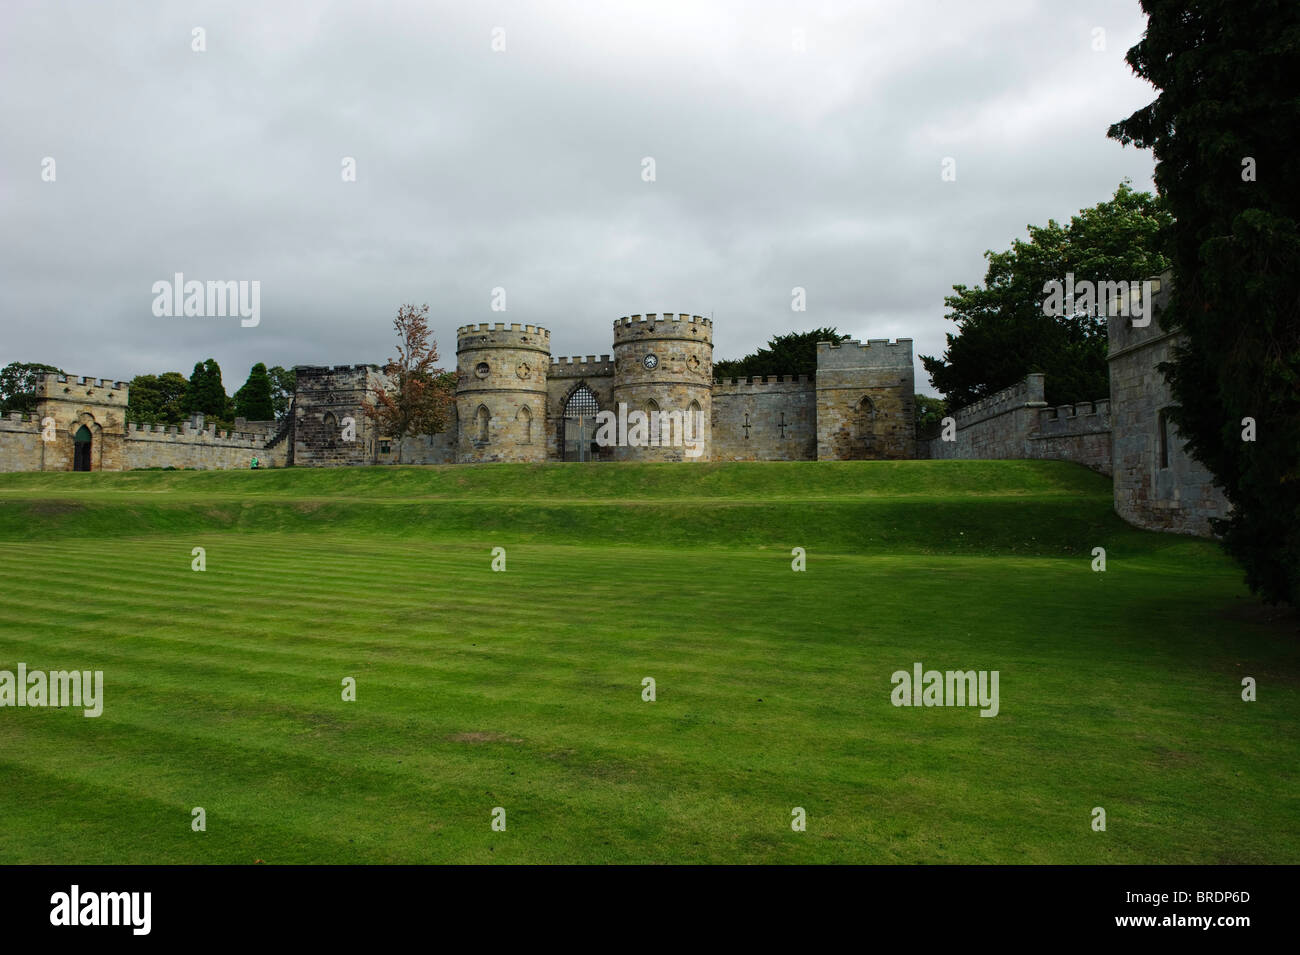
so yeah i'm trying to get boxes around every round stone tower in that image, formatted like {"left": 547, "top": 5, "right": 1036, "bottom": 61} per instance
{"left": 455, "top": 322, "right": 550, "bottom": 463}
{"left": 611, "top": 313, "right": 713, "bottom": 462}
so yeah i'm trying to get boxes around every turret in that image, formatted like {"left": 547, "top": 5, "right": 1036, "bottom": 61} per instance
{"left": 455, "top": 323, "right": 551, "bottom": 462}
{"left": 611, "top": 313, "right": 713, "bottom": 461}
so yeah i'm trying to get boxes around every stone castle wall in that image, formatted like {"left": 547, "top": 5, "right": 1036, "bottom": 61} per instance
{"left": 0, "top": 413, "right": 59, "bottom": 472}
{"left": 921, "top": 373, "right": 1111, "bottom": 476}
{"left": 711, "top": 376, "right": 816, "bottom": 461}
{"left": 124, "top": 419, "right": 286, "bottom": 469}
{"left": 0, "top": 374, "right": 285, "bottom": 472}
{"left": 923, "top": 373, "right": 1050, "bottom": 462}
{"left": 1029, "top": 401, "right": 1112, "bottom": 475}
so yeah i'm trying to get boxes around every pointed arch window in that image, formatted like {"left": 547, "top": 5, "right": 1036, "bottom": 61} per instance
{"left": 517, "top": 405, "right": 532, "bottom": 445}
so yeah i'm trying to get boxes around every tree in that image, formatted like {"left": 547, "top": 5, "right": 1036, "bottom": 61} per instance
{"left": 0, "top": 361, "right": 65, "bottom": 415}
{"left": 362, "top": 304, "right": 455, "bottom": 463}
{"left": 184, "top": 359, "right": 230, "bottom": 423}
{"left": 1109, "top": 0, "right": 1300, "bottom": 605}
{"left": 233, "top": 363, "right": 275, "bottom": 421}
{"left": 713, "top": 328, "right": 850, "bottom": 380}
{"left": 921, "top": 183, "right": 1172, "bottom": 408}
{"left": 915, "top": 395, "right": 947, "bottom": 439}
{"left": 127, "top": 372, "right": 189, "bottom": 424}
{"left": 266, "top": 365, "right": 296, "bottom": 421}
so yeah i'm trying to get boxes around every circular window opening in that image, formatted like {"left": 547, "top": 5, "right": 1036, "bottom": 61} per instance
{"left": 475, "top": 362, "right": 490, "bottom": 378}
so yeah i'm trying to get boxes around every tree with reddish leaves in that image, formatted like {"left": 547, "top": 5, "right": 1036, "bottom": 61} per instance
{"left": 363, "top": 304, "right": 455, "bottom": 464}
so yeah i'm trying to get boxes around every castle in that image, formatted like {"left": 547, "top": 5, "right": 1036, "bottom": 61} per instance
{"left": 0, "top": 285, "right": 1231, "bottom": 537}
{"left": 0, "top": 314, "right": 916, "bottom": 472}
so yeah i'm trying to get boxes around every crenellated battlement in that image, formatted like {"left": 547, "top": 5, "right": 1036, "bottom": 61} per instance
{"left": 549, "top": 355, "right": 614, "bottom": 378}
{"left": 1035, "top": 400, "right": 1111, "bottom": 438}
{"left": 455, "top": 322, "right": 550, "bottom": 338}
{"left": 712, "top": 374, "right": 815, "bottom": 393}
{"left": 291, "top": 364, "right": 386, "bottom": 401}
{"left": 820, "top": 338, "right": 912, "bottom": 351}
{"left": 1, "top": 411, "right": 43, "bottom": 426}
{"left": 1041, "top": 400, "right": 1111, "bottom": 421}
{"left": 612, "top": 313, "right": 713, "bottom": 344}
{"left": 1107, "top": 269, "right": 1172, "bottom": 358}
{"left": 455, "top": 323, "right": 551, "bottom": 355}
{"left": 36, "top": 373, "right": 129, "bottom": 405}
{"left": 125, "top": 420, "right": 268, "bottom": 445}
{"left": 815, "top": 337, "right": 914, "bottom": 375}
{"left": 293, "top": 364, "right": 381, "bottom": 376}
{"left": 614, "top": 313, "right": 712, "bottom": 327}
{"left": 948, "top": 373, "right": 1048, "bottom": 428}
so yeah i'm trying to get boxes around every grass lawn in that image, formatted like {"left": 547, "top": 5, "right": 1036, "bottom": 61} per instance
{"left": 0, "top": 460, "right": 1295, "bottom": 863}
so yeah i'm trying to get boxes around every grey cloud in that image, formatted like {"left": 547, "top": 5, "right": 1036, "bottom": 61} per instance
{"left": 1, "top": 0, "right": 1157, "bottom": 394}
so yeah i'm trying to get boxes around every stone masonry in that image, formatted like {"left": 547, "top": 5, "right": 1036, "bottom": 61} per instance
{"left": 922, "top": 373, "right": 1112, "bottom": 476}
{"left": 1107, "top": 272, "right": 1229, "bottom": 536}
{"left": 0, "top": 373, "right": 284, "bottom": 472}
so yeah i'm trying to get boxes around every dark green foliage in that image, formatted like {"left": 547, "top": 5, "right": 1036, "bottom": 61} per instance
{"left": 266, "top": 366, "right": 296, "bottom": 421}
{"left": 915, "top": 395, "right": 948, "bottom": 438}
{"left": 183, "top": 359, "right": 230, "bottom": 422}
{"left": 713, "top": 328, "right": 850, "bottom": 380}
{"left": 0, "top": 361, "right": 65, "bottom": 415}
{"left": 126, "top": 372, "right": 189, "bottom": 425}
{"left": 1109, "top": 0, "right": 1300, "bottom": 604}
{"left": 233, "top": 363, "right": 275, "bottom": 421}
{"left": 921, "top": 183, "right": 1171, "bottom": 407}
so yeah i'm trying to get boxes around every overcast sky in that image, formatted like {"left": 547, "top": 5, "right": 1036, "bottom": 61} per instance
{"left": 1, "top": 0, "right": 1159, "bottom": 396}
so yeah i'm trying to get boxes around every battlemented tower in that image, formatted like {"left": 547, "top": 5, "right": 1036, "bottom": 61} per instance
{"left": 611, "top": 313, "right": 712, "bottom": 462}
{"left": 293, "top": 364, "right": 388, "bottom": 466}
{"left": 814, "top": 338, "right": 915, "bottom": 460}
{"left": 35, "top": 373, "right": 129, "bottom": 471}
{"left": 455, "top": 322, "right": 551, "bottom": 463}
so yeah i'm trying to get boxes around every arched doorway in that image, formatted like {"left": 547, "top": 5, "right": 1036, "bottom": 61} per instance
{"left": 562, "top": 384, "right": 600, "bottom": 461}
{"left": 73, "top": 425, "right": 92, "bottom": 471}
